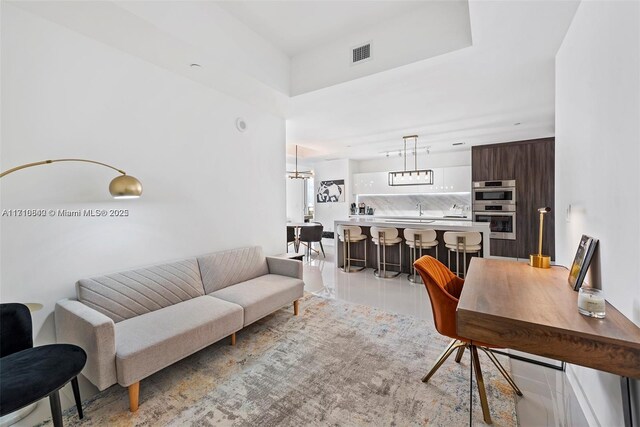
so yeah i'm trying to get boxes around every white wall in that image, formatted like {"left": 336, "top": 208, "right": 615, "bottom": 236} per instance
{"left": 313, "top": 159, "right": 353, "bottom": 242}
{"left": 354, "top": 150, "right": 471, "bottom": 173}
{"left": 555, "top": 1, "right": 640, "bottom": 425}
{"left": 290, "top": 1, "right": 471, "bottom": 95}
{"left": 1, "top": 3, "right": 285, "bottom": 349}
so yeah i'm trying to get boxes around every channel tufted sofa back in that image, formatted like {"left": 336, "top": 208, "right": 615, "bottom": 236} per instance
{"left": 76, "top": 259, "right": 204, "bottom": 322}
{"left": 197, "top": 246, "right": 269, "bottom": 294}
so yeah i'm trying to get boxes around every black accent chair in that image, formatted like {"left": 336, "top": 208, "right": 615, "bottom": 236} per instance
{"left": 0, "top": 303, "right": 86, "bottom": 426}
{"left": 299, "top": 223, "right": 325, "bottom": 258}
{"left": 287, "top": 226, "right": 298, "bottom": 253}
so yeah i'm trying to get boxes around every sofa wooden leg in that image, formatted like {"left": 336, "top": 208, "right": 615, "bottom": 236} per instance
{"left": 294, "top": 300, "right": 300, "bottom": 316}
{"left": 128, "top": 382, "right": 140, "bottom": 412}
{"left": 230, "top": 332, "right": 236, "bottom": 346}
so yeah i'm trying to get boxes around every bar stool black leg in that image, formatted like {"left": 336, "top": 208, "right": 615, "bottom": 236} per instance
{"left": 71, "top": 376, "right": 84, "bottom": 419}
{"left": 49, "top": 389, "right": 63, "bottom": 427}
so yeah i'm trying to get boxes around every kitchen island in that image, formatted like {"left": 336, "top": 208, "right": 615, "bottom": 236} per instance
{"left": 334, "top": 218, "right": 491, "bottom": 274}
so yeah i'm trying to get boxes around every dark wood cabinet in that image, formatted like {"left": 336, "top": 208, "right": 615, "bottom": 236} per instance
{"left": 472, "top": 138, "right": 555, "bottom": 260}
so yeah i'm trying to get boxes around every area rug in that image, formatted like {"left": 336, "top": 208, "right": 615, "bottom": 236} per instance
{"left": 44, "top": 294, "right": 517, "bottom": 426}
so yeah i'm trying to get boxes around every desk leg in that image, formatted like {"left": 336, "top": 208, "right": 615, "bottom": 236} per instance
{"left": 469, "top": 347, "right": 473, "bottom": 427}
{"left": 621, "top": 376, "right": 634, "bottom": 427}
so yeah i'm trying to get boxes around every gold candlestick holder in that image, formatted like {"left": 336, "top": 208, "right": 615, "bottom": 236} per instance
{"left": 530, "top": 207, "right": 551, "bottom": 268}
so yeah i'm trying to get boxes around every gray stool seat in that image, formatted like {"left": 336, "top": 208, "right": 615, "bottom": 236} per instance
{"left": 445, "top": 243, "right": 482, "bottom": 251}
{"left": 372, "top": 236, "right": 403, "bottom": 245}
{"left": 404, "top": 229, "right": 438, "bottom": 283}
{"left": 371, "top": 226, "right": 402, "bottom": 278}
{"left": 337, "top": 225, "right": 367, "bottom": 272}
{"left": 443, "top": 231, "right": 482, "bottom": 278}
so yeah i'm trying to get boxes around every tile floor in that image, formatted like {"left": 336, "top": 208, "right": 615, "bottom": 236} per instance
{"left": 302, "top": 242, "right": 590, "bottom": 427}
{"left": 8, "top": 243, "right": 590, "bottom": 427}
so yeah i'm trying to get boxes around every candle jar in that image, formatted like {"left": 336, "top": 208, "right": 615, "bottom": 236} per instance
{"left": 577, "top": 287, "right": 606, "bottom": 318}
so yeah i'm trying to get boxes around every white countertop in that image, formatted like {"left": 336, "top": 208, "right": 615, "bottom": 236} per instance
{"left": 349, "top": 214, "right": 470, "bottom": 221}
{"left": 336, "top": 217, "right": 490, "bottom": 232}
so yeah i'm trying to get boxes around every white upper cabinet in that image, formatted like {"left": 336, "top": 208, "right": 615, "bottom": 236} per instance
{"left": 443, "top": 166, "right": 471, "bottom": 193}
{"left": 352, "top": 166, "right": 470, "bottom": 195}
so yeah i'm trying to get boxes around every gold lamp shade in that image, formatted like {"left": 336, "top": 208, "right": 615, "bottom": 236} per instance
{"left": 109, "top": 175, "right": 143, "bottom": 199}
{"left": 0, "top": 158, "right": 143, "bottom": 199}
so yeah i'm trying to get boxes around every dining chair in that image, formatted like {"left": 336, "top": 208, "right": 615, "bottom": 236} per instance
{"left": 286, "top": 225, "right": 298, "bottom": 253}
{"left": 413, "top": 256, "right": 522, "bottom": 424}
{"left": 299, "top": 223, "right": 325, "bottom": 258}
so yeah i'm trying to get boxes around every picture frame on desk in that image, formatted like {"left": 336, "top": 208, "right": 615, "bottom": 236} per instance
{"left": 568, "top": 235, "right": 598, "bottom": 291}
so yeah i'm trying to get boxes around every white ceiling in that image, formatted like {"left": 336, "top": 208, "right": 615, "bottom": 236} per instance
{"left": 285, "top": 0, "right": 581, "bottom": 161}
{"left": 216, "top": 1, "right": 429, "bottom": 57}
{"left": 13, "top": 0, "right": 580, "bottom": 163}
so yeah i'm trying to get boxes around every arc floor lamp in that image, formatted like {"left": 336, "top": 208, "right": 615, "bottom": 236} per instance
{"left": 0, "top": 158, "right": 143, "bottom": 198}
{"left": 0, "top": 158, "right": 141, "bottom": 425}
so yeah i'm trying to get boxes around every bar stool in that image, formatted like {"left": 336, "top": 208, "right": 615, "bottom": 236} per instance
{"left": 404, "top": 229, "right": 438, "bottom": 283}
{"left": 443, "top": 231, "right": 482, "bottom": 278}
{"left": 337, "top": 225, "right": 367, "bottom": 272}
{"left": 371, "top": 226, "right": 403, "bottom": 278}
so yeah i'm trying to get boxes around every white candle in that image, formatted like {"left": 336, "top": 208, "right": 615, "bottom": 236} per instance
{"left": 578, "top": 287, "right": 606, "bottom": 318}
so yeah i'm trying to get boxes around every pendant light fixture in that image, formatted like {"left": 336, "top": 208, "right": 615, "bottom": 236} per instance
{"left": 388, "top": 135, "right": 434, "bottom": 186}
{"left": 287, "top": 145, "right": 313, "bottom": 179}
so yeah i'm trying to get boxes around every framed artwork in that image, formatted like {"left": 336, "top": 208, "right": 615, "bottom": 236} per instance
{"left": 568, "top": 235, "right": 598, "bottom": 291}
{"left": 316, "top": 179, "right": 345, "bottom": 203}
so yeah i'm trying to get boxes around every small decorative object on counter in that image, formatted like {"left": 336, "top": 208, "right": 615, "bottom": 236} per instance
{"left": 568, "top": 234, "right": 598, "bottom": 290}
{"left": 577, "top": 287, "right": 605, "bottom": 318}
{"left": 529, "top": 207, "right": 551, "bottom": 268}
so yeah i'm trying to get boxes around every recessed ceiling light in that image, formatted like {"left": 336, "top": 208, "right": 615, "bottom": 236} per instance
{"left": 190, "top": 63, "right": 201, "bottom": 68}
{"left": 514, "top": 122, "right": 521, "bottom": 126}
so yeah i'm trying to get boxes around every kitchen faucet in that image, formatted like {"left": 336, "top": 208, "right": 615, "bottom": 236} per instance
{"left": 417, "top": 203, "right": 424, "bottom": 216}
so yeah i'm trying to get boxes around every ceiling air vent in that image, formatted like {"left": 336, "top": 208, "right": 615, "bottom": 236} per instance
{"left": 352, "top": 43, "right": 371, "bottom": 64}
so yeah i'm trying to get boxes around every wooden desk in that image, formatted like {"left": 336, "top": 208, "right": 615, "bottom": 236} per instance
{"left": 458, "top": 258, "right": 640, "bottom": 378}
{"left": 457, "top": 258, "right": 640, "bottom": 425}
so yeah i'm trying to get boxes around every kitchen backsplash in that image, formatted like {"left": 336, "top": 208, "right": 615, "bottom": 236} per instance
{"left": 356, "top": 193, "right": 471, "bottom": 217}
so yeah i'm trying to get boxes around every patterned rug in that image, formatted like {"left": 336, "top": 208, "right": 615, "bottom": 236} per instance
{"left": 44, "top": 295, "right": 517, "bottom": 426}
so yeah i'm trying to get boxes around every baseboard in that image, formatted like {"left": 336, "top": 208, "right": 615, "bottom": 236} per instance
{"left": 566, "top": 364, "right": 601, "bottom": 427}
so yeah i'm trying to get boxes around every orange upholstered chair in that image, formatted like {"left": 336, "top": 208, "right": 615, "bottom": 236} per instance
{"left": 414, "top": 255, "right": 522, "bottom": 424}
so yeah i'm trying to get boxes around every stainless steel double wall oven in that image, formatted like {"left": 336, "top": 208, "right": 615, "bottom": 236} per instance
{"left": 472, "top": 180, "right": 516, "bottom": 240}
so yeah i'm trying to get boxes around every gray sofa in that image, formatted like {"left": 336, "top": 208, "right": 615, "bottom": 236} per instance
{"left": 55, "top": 246, "right": 303, "bottom": 411}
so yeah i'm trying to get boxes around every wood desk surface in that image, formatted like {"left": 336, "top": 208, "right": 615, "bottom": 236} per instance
{"left": 457, "top": 258, "right": 640, "bottom": 379}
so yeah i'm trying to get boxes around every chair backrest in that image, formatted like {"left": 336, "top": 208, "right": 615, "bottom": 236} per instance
{"left": 404, "top": 228, "right": 437, "bottom": 243}
{"left": 299, "top": 224, "right": 323, "bottom": 242}
{"left": 370, "top": 226, "right": 399, "bottom": 240}
{"left": 0, "top": 303, "right": 33, "bottom": 357}
{"left": 287, "top": 226, "right": 296, "bottom": 243}
{"left": 336, "top": 225, "right": 362, "bottom": 240}
{"left": 413, "top": 256, "right": 465, "bottom": 340}
{"left": 443, "top": 231, "right": 482, "bottom": 246}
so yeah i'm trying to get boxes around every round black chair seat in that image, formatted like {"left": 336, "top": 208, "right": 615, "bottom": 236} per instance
{"left": 0, "top": 344, "right": 87, "bottom": 416}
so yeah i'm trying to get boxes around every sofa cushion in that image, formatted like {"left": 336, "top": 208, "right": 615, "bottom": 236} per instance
{"left": 77, "top": 259, "right": 205, "bottom": 323}
{"left": 197, "top": 246, "right": 269, "bottom": 294}
{"left": 210, "top": 274, "right": 304, "bottom": 326}
{"left": 114, "top": 296, "right": 242, "bottom": 386}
